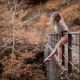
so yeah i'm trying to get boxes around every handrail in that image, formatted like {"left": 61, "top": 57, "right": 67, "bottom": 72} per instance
{"left": 48, "top": 32, "right": 80, "bottom": 35}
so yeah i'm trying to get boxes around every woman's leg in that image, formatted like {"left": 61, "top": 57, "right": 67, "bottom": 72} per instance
{"left": 55, "top": 35, "right": 68, "bottom": 63}
{"left": 44, "top": 35, "right": 68, "bottom": 63}
{"left": 57, "top": 35, "right": 68, "bottom": 45}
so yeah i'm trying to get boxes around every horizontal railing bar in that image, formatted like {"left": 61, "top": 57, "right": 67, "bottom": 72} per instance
{"left": 48, "top": 32, "right": 80, "bottom": 35}
{"left": 69, "top": 32, "right": 80, "bottom": 35}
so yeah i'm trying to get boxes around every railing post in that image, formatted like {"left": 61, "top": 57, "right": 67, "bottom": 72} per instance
{"left": 62, "top": 33, "right": 65, "bottom": 65}
{"left": 54, "top": 34, "right": 56, "bottom": 46}
{"left": 46, "top": 34, "right": 57, "bottom": 80}
{"left": 56, "top": 34, "right": 58, "bottom": 43}
{"left": 62, "top": 45, "right": 65, "bottom": 65}
{"left": 68, "top": 33, "right": 72, "bottom": 73}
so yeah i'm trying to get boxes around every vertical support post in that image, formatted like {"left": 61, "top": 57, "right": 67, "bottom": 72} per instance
{"left": 68, "top": 33, "right": 72, "bottom": 73}
{"left": 46, "top": 34, "right": 57, "bottom": 80}
{"left": 62, "top": 33, "right": 65, "bottom": 65}
{"left": 55, "top": 34, "right": 57, "bottom": 44}
{"left": 50, "top": 33, "right": 57, "bottom": 80}
{"left": 62, "top": 45, "right": 65, "bottom": 65}
{"left": 54, "top": 34, "right": 56, "bottom": 46}
{"left": 56, "top": 34, "right": 58, "bottom": 43}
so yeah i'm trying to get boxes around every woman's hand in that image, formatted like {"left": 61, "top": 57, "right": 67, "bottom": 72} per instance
{"left": 44, "top": 57, "right": 51, "bottom": 63}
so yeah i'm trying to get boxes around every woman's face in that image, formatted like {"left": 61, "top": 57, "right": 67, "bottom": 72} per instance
{"left": 53, "top": 15, "right": 60, "bottom": 23}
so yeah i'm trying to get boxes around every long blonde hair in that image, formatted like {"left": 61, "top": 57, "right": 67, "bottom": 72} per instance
{"left": 48, "top": 12, "right": 61, "bottom": 26}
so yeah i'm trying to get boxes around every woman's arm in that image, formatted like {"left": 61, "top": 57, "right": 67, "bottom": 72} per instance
{"left": 44, "top": 47, "right": 57, "bottom": 62}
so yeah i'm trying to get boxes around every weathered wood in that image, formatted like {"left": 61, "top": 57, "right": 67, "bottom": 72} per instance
{"left": 49, "top": 57, "right": 57, "bottom": 80}
{"left": 62, "top": 33, "right": 65, "bottom": 65}
{"left": 48, "top": 32, "right": 80, "bottom": 35}
{"left": 44, "top": 43, "right": 57, "bottom": 80}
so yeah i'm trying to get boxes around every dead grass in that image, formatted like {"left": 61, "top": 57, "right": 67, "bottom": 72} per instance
{"left": 0, "top": 0, "right": 80, "bottom": 80}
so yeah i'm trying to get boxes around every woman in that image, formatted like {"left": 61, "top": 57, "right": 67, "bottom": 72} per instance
{"left": 44, "top": 12, "right": 69, "bottom": 63}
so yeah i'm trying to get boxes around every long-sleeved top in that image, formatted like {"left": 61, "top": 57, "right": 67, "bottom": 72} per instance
{"left": 53, "top": 20, "right": 68, "bottom": 34}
